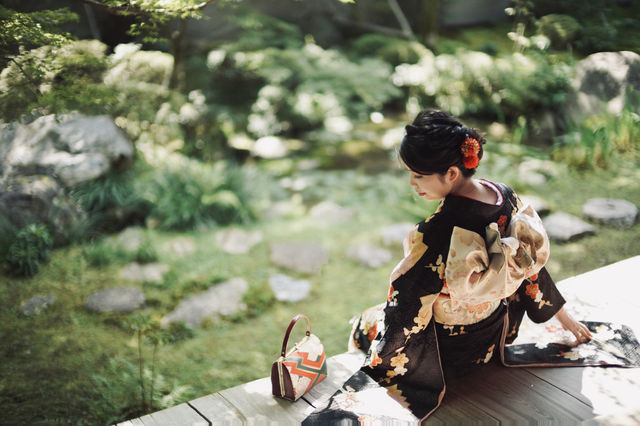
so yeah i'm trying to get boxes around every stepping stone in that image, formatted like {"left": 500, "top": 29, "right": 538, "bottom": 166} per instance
{"left": 120, "top": 262, "right": 169, "bottom": 284}
{"left": 86, "top": 287, "right": 145, "bottom": 313}
{"left": 21, "top": 294, "right": 56, "bottom": 316}
{"left": 582, "top": 198, "right": 638, "bottom": 228}
{"left": 543, "top": 212, "right": 596, "bottom": 242}
{"left": 268, "top": 274, "right": 311, "bottom": 302}
{"left": 270, "top": 242, "right": 329, "bottom": 274}
{"left": 309, "top": 201, "right": 354, "bottom": 223}
{"left": 380, "top": 223, "right": 415, "bottom": 246}
{"left": 162, "top": 278, "right": 249, "bottom": 328}
{"left": 215, "top": 229, "right": 263, "bottom": 254}
{"left": 347, "top": 243, "right": 392, "bottom": 268}
{"left": 519, "top": 195, "right": 551, "bottom": 216}
{"left": 163, "top": 237, "right": 196, "bottom": 256}
{"left": 115, "top": 227, "right": 147, "bottom": 253}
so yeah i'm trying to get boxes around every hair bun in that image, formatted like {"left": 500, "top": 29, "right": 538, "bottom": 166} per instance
{"left": 405, "top": 124, "right": 425, "bottom": 136}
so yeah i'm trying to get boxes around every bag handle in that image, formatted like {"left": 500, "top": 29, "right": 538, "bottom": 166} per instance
{"left": 280, "top": 313, "right": 311, "bottom": 357}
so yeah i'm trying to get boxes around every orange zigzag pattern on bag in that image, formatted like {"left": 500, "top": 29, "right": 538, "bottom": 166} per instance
{"left": 283, "top": 351, "right": 327, "bottom": 393}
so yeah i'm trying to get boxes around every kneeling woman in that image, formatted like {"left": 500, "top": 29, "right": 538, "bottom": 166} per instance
{"left": 349, "top": 110, "right": 591, "bottom": 420}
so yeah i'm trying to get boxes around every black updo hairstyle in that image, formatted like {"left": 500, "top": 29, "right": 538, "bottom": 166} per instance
{"left": 399, "top": 109, "right": 486, "bottom": 177}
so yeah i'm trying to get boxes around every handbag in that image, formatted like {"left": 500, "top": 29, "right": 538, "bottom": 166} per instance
{"left": 271, "top": 313, "right": 327, "bottom": 401}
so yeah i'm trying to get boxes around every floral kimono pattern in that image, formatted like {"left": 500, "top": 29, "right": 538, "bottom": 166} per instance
{"left": 348, "top": 181, "right": 566, "bottom": 419}
{"left": 302, "top": 181, "right": 640, "bottom": 424}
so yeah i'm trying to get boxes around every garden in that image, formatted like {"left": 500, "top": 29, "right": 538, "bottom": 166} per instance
{"left": 1, "top": 0, "right": 639, "bottom": 424}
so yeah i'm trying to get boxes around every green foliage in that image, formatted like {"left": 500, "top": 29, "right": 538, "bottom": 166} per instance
{"left": 143, "top": 156, "right": 254, "bottom": 230}
{"left": 553, "top": 107, "right": 640, "bottom": 170}
{"left": 240, "top": 281, "right": 276, "bottom": 319}
{"left": 0, "top": 40, "right": 113, "bottom": 121}
{"left": 536, "top": 14, "right": 580, "bottom": 50}
{"left": 72, "top": 162, "right": 152, "bottom": 233}
{"left": 0, "top": 5, "right": 77, "bottom": 67}
{"left": 4, "top": 223, "right": 53, "bottom": 277}
{"left": 349, "top": 34, "right": 429, "bottom": 66}
{"left": 525, "top": 0, "right": 640, "bottom": 54}
{"left": 226, "top": 6, "right": 304, "bottom": 51}
{"left": 125, "top": 314, "right": 194, "bottom": 413}
{"left": 208, "top": 41, "right": 402, "bottom": 138}
{"left": 392, "top": 49, "right": 570, "bottom": 122}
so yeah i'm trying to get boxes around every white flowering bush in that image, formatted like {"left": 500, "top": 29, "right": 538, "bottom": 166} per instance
{"left": 392, "top": 49, "right": 571, "bottom": 121}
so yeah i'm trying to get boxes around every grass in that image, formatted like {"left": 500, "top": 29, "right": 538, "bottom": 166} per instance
{"left": 1, "top": 142, "right": 639, "bottom": 425}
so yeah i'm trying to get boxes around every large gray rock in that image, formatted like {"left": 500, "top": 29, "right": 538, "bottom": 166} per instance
{"left": 567, "top": 51, "right": 640, "bottom": 122}
{"left": 2, "top": 113, "right": 134, "bottom": 186}
{"left": 0, "top": 114, "right": 135, "bottom": 242}
{"left": 347, "top": 243, "right": 392, "bottom": 268}
{"left": 543, "top": 212, "right": 596, "bottom": 242}
{"left": 162, "top": 278, "right": 249, "bottom": 328}
{"left": 0, "top": 175, "right": 85, "bottom": 242}
{"left": 115, "top": 227, "right": 147, "bottom": 253}
{"left": 270, "top": 242, "right": 329, "bottom": 274}
{"left": 86, "top": 287, "right": 145, "bottom": 313}
{"left": 268, "top": 274, "right": 311, "bottom": 302}
{"left": 582, "top": 198, "right": 638, "bottom": 228}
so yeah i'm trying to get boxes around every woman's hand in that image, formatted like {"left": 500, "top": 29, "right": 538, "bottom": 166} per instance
{"left": 555, "top": 307, "right": 592, "bottom": 345}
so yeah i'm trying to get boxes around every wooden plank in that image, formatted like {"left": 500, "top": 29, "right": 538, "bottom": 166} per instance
{"left": 117, "top": 420, "right": 145, "bottom": 426}
{"left": 301, "top": 351, "right": 365, "bottom": 407}
{"left": 188, "top": 393, "right": 245, "bottom": 425}
{"left": 526, "top": 366, "right": 640, "bottom": 421}
{"left": 428, "top": 387, "right": 500, "bottom": 425}
{"left": 218, "top": 377, "right": 314, "bottom": 424}
{"left": 129, "top": 403, "right": 208, "bottom": 426}
{"left": 445, "top": 363, "right": 593, "bottom": 423}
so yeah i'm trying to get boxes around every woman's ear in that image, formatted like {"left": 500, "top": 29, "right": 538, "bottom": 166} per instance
{"left": 446, "top": 166, "right": 461, "bottom": 183}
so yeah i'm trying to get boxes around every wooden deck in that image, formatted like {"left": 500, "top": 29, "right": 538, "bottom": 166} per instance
{"left": 119, "top": 256, "right": 640, "bottom": 425}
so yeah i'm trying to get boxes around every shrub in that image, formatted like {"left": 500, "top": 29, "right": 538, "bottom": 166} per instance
{"left": 72, "top": 162, "right": 152, "bottom": 233}
{"left": 553, "top": 107, "right": 640, "bottom": 170}
{"left": 392, "top": 49, "right": 571, "bottom": 122}
{"left": 349, "top": 34, "right": 429, "bottom": 66}
{"left": 0, "top": 40, "right": 113, "bottom": 121}
{"left": 4, "top": 223, "right": 53, "bottom": 277}
{"left": 536, "top": 14, "right": 581, "bottom": 49}
{"left": 141, "top": 154, "right": 255, "bottom": 230}
{"left": 203, "top": 39, "right": 403, "bottom": 140}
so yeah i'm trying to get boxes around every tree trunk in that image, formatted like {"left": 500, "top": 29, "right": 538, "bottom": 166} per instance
{"left": 419, "top": 0, "right": 440, "bottom": 50}
{"left": 169, "top": 18, "right": 188, "bottom": 91}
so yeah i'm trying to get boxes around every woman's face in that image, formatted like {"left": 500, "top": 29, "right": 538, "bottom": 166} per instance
{"left": 408, "top": 168, "right": 452, "bottom": 201}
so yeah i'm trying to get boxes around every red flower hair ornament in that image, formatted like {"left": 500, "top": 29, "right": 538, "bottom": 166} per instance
{"left": 460, "top": 137, "right": 480, "bottom": 169}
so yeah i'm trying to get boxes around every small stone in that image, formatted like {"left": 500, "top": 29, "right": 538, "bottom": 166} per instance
{"left": 268, "top": 274, "right": 311, "bottom": 302}
{"left": 309, "top": 201, "right": 354, "bottom": 223}
{"left": 86, "top": 287, "right": 145, "bottom": 313}
{"left": 21, "top": 294, "right": 56, "bottom": 316}
{"left": 270, "top": 242, "right": 329, "bottom": 274}
{"left": 162, "top": 278, "right": 249, "bottom": 328}
{"left": 519, "top": 195, "right": 551, "bottom": 216}
{"left": 543, "top": 212, "right": 596, "bottom": 242}
{"left": 215, "top": 228, "right": 263, "bottom": 254}
{"left": 347, "top": 243, "right": 392, "bottom": 268}
{"left": 120, "top": 262, "right": 169, "bottom": 284}
{"left": 380, "top": 223, "right": 415, "bottom": 246}
{"left": 163, "top": 237, "right": 196, "bottom": 256}
{"left": 582, "top": 198, "right": 638, "bottom": 228}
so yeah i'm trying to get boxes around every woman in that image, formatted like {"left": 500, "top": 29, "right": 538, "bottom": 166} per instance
{"left": 346, "top": 109, "right": 591, "bottom": 420}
